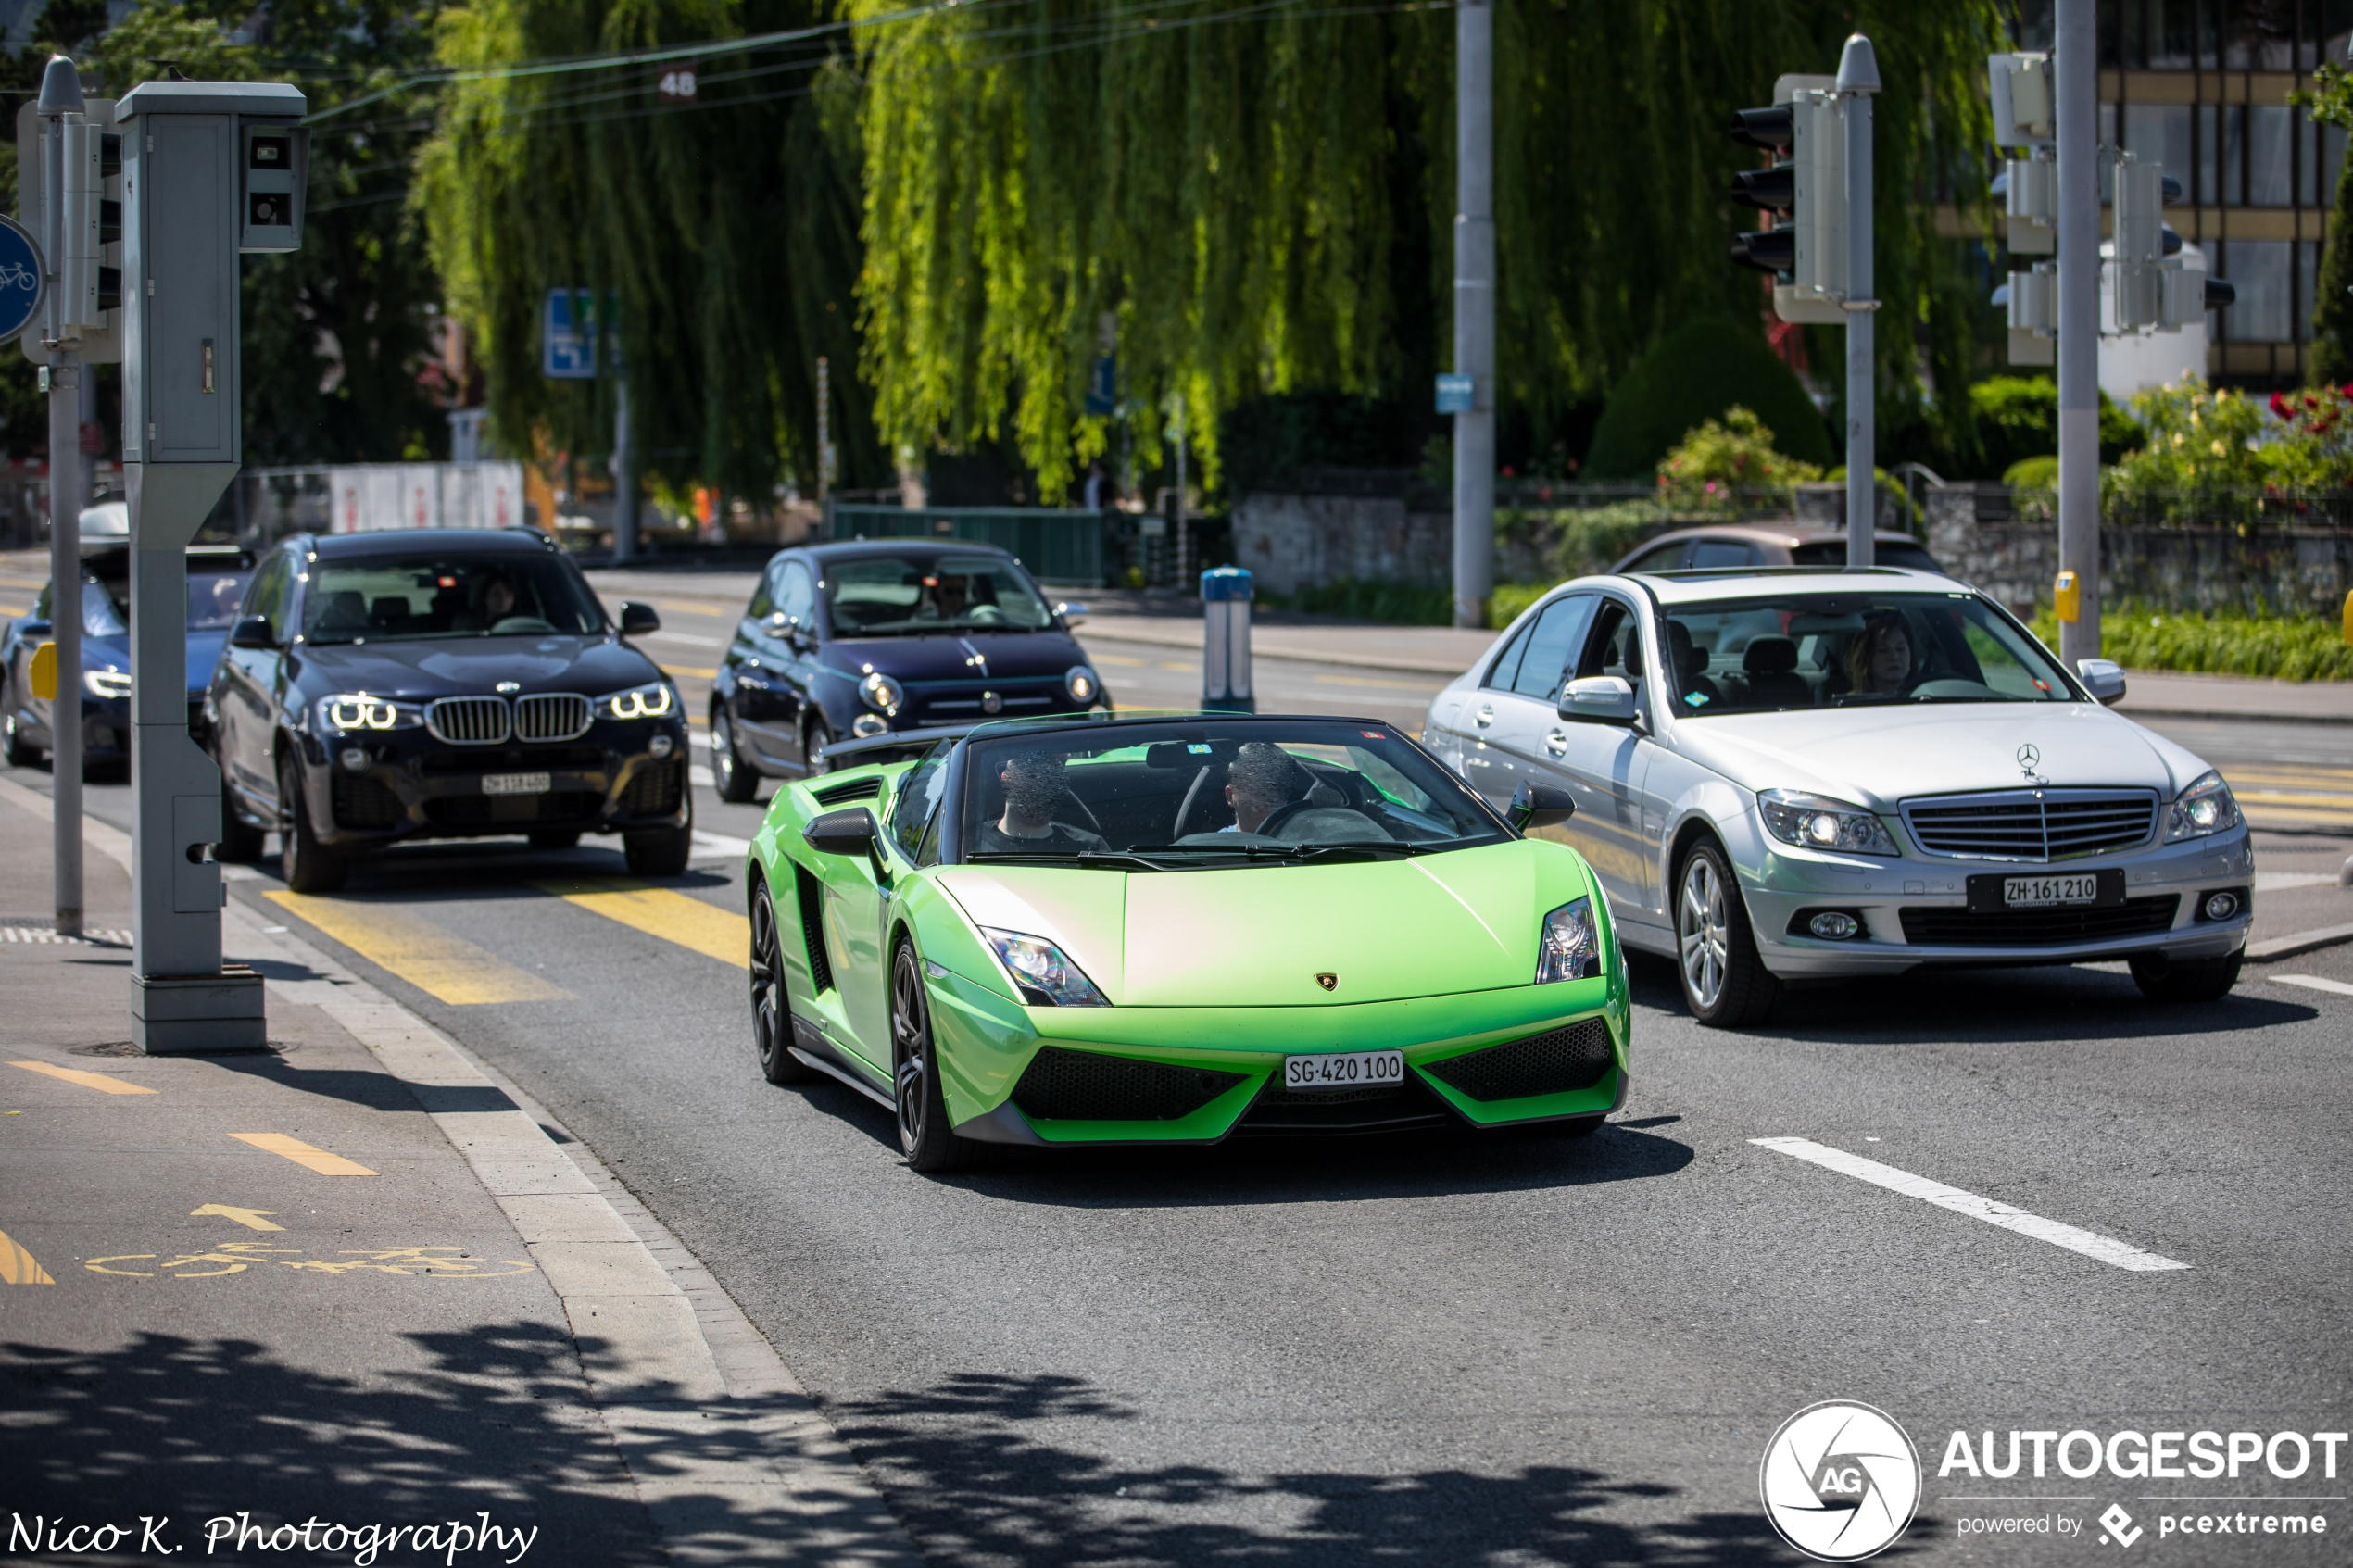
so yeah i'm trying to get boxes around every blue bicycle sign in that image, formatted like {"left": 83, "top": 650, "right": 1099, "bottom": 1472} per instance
{"left": 0, "top": 217, "right": 44, "bottom": 341}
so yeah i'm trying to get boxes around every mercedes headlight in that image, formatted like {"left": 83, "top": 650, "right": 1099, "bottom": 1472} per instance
{"left": 982, "top": 927, "right": 1109, "bottom": 1008}
{"left": 1064, "top": 665, "right": 1099, "bottom": 704}
{"left": 1535, "top": 897, "right": 1603, "bottom": 984}
{"left": 601, "top": 681, "right": 677, "bottom": 721}
{"left": 83, "top": 668, "right": 132, "bottom": 699}
{"left": 2164, "top": 770, "right": 2240, "bottom": 841}
{"left": 1759, "top": 788, "right": 1901, "bottom": 857}
{"left": 859, "top": 670, "right": 904, "bottom": 714}
{"left": 317, "top": 693, "right": 422, "bottom": 733}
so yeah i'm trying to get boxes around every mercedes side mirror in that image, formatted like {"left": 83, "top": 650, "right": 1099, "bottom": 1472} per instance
{"left": 1056, "top": 600, "right": 1089, "bottom": 629}
{"left": 2076, "top": 658, "right": 2127, "bottom": 707}
{"left": 618, "top": 601, "right": 661, "bottom": 636}
{"left": 804, "top": 806, "right": 878, "bottom": 859}
{"left": 228, "top": 616, "right": 277, "bottom": 650}
{"left": 1559, "top": 675, "right": 1638, "bottom": 724}
{"left": 1508, "top": 780, "right": 1577, "bottom": 832}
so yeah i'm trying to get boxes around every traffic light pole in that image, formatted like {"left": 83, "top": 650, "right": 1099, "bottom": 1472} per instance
{"left": 39, "top": 56, "right": 82, "bottom": 937}
{"left": 1838, "top": 36, "right": 1879, "bottom": 571}
{"left": 1451, "top": 0, "right": 1494, "bottom": 630}
{"left": 2055, "top": 0, "right": 2100, "bottom": 664}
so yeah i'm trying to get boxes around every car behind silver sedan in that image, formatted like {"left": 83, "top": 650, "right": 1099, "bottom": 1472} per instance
{"left": 1421, "top": 568, "right": 2252, "bottom": 1026}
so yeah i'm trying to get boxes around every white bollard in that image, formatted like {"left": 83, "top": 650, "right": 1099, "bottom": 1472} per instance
{"left": 1200, "top": 566, "right": 1253, "bottom": 713}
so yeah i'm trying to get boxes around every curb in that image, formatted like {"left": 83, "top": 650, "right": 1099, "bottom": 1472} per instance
{"left": 2245, "top": 922, "right": 2353, "bottom": 963}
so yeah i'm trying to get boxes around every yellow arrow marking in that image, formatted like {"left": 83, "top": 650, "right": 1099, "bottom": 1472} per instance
{"left": 191, "top": 1203, "right": 284, "bottom": 1232}
{"left": 11, "top": 1060, "right": 160, "bottom": 1095}
{"left": 230, "top": 1133, "right": 378, "bottom": 1176}
{"left": 0, "top": 1227, "right": 55, "bottom": 1284}
{"left": 535, "top": 876, "right": 749, "bottom": 969}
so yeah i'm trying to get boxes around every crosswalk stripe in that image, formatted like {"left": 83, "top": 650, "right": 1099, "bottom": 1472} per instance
{"left": 264, "top": 892, "right": 575, "bottom": 1005}
{"left": 535, "top": 876, "right": 749, "bottom": 970}
{"left": 1752, "top": 1136, "right": 2193, "bottom": 1273}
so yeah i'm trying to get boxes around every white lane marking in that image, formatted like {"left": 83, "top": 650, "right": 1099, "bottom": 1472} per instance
{"left": 689, "top": 764, "right": 716, "bottom": 788}
{"left": 690, "top": 829, "right": 752, "bottom": 862}
{"left": 2255, "top": 872, "right": 2337, "bottom": 892}
{"left": 646, "top": 629, "right": 724, "bottom": 647}
{"left": 1750, "top": 1136, "right": 2193, "bottom": 1273}
{"left": 2270, "top": 973, "right": 2353, "bottom": 997}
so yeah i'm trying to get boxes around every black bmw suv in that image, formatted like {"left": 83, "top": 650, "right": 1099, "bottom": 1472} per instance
{"left": 208, "top": 528, "right": 691, "bottom": 892}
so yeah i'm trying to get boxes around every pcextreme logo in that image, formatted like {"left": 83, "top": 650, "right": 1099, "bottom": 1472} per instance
{"left": 1760, "top": 1401, "right": 1923, "bottom": 1562}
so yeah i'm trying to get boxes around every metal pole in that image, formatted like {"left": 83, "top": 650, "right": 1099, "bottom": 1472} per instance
{"left": 610, "top": 378, "right": 637, "bottom": 560}
{"left": 1838, "top": 35, "right": 1879, "bottom": 571}
{"left": 2055, "top": 0, "right": 2100, "bottom": 664}
{"left": 1173, "top": 398, "right": 1189, "bottom": 581}
{"left": 815, "top": 355, "right": 833, "bottom": 504}
{"left": 1452, "top": 0, "right": 1494, "bottom": 628}
{"left": 40, "top": 57, "right": 82, "bottom": 937}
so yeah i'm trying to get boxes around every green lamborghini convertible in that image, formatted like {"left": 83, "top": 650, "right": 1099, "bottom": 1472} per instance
{"left": 745, "top": 712, "right": 1630, "bottom": 1172}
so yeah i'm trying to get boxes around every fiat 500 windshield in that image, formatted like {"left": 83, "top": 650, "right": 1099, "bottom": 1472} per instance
{"left": 824, "top": 553, "right": 1056, "bottom": 636}
{"left": 1659, "top": 591, "right": 2078, "bottom": 715}
{"left": 300, "top": 555, "right": 607, "bottom": 644}
{"left": 962, "top": 721, "right": 1508, "bottom": 863}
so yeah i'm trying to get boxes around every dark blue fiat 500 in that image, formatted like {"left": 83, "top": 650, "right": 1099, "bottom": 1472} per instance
{"left": 706, "top": 540, "right": 1107, "bottom": 799}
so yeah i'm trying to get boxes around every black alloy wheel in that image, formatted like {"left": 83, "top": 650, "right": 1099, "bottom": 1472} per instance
{"left": 2128, "top": 948, "right": 2244, "bottom": 1003}
{"left": 805, "top": 714, "right": 836, "bottom": 777}
{"left": 4, "top": 709, "right": 38, "bottom": 768}
{"left": 215, "top": 757, "right": 268, "bottom": 863}
{"left": 749, "top": 880, "right": 813, "bottom": 1085}
{"left": 276, "top": 751, "right": 347, "bottom": 894}
{"left": 891, "top": 940, "right": 980, "bottom": 1173}
{"left": 711, "top": 705, "right": 758, "bottom": 804}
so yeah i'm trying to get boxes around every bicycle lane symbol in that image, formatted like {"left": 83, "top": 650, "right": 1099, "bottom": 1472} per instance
{"left": 85, "top": 1243, "right": 537, "bottom": 1279}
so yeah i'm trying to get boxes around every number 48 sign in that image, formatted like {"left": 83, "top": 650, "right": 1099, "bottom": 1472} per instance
{"left": 657, "top": 68, "right": 697, "bottom": 101}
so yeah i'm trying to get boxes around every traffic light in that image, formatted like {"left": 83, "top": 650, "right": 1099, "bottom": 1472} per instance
{"left": 14, "top": 94, "right": 121, "bottom": 362}
{"left": 2112, "top": 149, "right": 2231, "bottom": 333}
{"left": 1728, "top": 75, "right": 1844, "bottom": 324}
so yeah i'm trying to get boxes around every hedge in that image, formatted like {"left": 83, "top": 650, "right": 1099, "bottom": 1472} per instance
{"left": 2028, "top": 604, "right": 2353, "bottom": 682}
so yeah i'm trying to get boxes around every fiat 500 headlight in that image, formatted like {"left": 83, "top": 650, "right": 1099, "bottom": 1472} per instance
{"left": 859, "top": 671, "right": 904, "bottom": 714}
{"left": 1064, "top": 665, "right": 1099, "bottom": 704}
{"left": 1759, "top": 789, "right": 1901, "bottom": 856}
{"left": 317, "top": 693, "right": 422, "bottom": 733}
{"left": 2164, "top": 770, "right": 2240, "bottom": 841}
{"left": 982, "top": 927, "right": 1109, "bottom": 1008}
{"left": 1535, "top": 897, "right": 1603, "bottom": 984}
{"left": 601, "top": 681, "right": 677, "bottom": 721}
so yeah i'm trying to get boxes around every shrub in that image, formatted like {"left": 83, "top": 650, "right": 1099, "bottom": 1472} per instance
{"left": 1968, "top": 375, "right": 2143, "bottom": 475}
{"left": 1255, "top": 578, "right": 1453, "bottom": 625}
{"left": 2026, "top": 603, "right": 2353, "bottom": 682}
{"left": 1489, "top": 583, "right": 1550, "bottom": 627}
{"left": 1655, "top": 406, "right": 1823, "bottom": 513}
{"left": 1584, "top": 318, "right": 1833, "bottom": 478}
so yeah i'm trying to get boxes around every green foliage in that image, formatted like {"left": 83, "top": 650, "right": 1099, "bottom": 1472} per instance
{"left": 1967, "top": 375, "right": 2142, "bottom": 476}
{"left": 420, "top": 0, "right": 881, "bottom": 499}
{"left": 1488, "top": 581, "right": 1550, "bottom": 628}
{"left": 1654, "top": 405, "right": 1821, "bottom": 512}
{"left": 849, "top": 0, "right": 2005, "bottom": 495}
{"left": 1583, "top": 319, "right": 1831, "bottom": 479}
{"left": 2099, "top": 378, "right": 2353, "bottom": 522}
{"left": 2295, "top": 65, "right": 2353, "bottom": 385}
{"left": 2003, "top": 454, "right": 2057, "bottom": 490}
{"left": 2028, "top": 603, "right": 2353, "bottom": 682}
{"left": 1256, "top": 578, "right": 1453, "bottom": 625}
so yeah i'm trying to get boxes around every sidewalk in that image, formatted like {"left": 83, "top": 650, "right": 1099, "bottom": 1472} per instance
{"left": 0, "top": 778, "right": 914, "bottom": 1566}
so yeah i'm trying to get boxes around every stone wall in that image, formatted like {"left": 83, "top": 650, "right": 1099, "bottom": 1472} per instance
{"left": 1925, "top": 488, "right": 2353, "bottom": 619}
{"left": 1232, "top": 492, "right": 1453, "bottom": 595}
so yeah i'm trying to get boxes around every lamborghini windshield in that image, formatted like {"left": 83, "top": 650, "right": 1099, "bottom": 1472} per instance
{"left": 961, "top": 719, "right": 1510, "bottom": 864}
{"left": 1657, "top": 591, "right": 2078, "bottom": 715}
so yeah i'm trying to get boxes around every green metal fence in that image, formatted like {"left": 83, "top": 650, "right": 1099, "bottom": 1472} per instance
{"left": 824, "top": 505, "right": 1113, "bottom": 586}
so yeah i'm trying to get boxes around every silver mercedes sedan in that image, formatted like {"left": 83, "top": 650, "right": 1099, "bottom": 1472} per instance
{"left": 1421, "top": 568, "right": 2253, "bottom": 1027}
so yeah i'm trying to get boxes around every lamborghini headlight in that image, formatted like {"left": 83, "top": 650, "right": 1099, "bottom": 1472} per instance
{"left": 982, "top": 927, "right": 1109, "bottom": 1008}
{"left": 2164, "top": 770, "right": 2240, "bottom": 841}
{"left": 601, "top": 681, "right": 677, "bottom": 721}
{"left": 317, "top": 693, "right": 422, "bottom": 733}
{"left": 1535, "top": 897, "right": 1603, "bottom": 984}
{"left": 1759, "top": 788, "right": 1901, "bottom": 856}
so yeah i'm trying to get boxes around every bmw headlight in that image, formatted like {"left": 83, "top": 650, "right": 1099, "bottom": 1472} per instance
{"left": 859, "top": 670, "right": 904, "bottom": 714}
{"left": 600, "top": 681, "right": 678, "bottom": 721}
{"left": 1535, "top": 897, "right": 1603, "bottom": 984}
{"left": 1759, "top": 789, "right": 1900, "bottom": 856}
{"left": 83, "top": 668, "right": 132, "bottom": 699}
{"left": 1064, "top": 665, "right": 1099, "bottom": 704}
{"left": 2164, "top": 770, "right": 2240, "bottom": 842}
{"left": 982, "top": 927, "right": 1109, "bottom": 1008}
{"left": 317, "top": 693, "right": 422, "bottom": 733}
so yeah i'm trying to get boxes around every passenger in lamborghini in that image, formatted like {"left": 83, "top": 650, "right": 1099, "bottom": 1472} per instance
{"left": 974, "top": 749, "right": 1110, "bottom": 855}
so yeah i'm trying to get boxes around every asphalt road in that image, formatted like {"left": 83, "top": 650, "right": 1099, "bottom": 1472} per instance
{"left": 8, "top": 618, "right": 2352, "bottom": 1563}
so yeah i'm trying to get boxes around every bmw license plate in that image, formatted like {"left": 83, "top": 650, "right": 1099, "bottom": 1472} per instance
{"left": 482, "top": 771, "right": 552, "bottom": 797}
{"left": 1283, "top": 1050, "right": 1404, "bottom": 1092}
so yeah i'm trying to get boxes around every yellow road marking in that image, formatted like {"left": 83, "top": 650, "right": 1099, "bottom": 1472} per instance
{"left": 648, "top": 600, "right": 726, "bottom": 615}
{"left": 0, "top": 1227, "right": 55, "bottom": 1284}
{"left": 0, "top": 602, "right": 24, "bottom": 618}
{"left": 661, "top": 664, "right": 719, "bottom": 680}
{"left": 1092, "top": 653, "right": 1151, "bottom": 667}
{"left": 191, "top": 1203, "right": 283, "bottom": 1232}
{"left": 535, "top": 876, "right": 749, "bottom": 970}
{"left": 11, "top": 1060, "right": 159, "bottom": 1095}
{"left": 2234, "top": 789, "right": 2353, "bottom": 808}
{"left": 265, "top": 891, "right": 574, "bottom": 1004}
{"left": 231, "top": 1133, "right": 378, "bottom": 1176}
{"left": 1306, "top": 671, "right": 1444, "bottom": 691}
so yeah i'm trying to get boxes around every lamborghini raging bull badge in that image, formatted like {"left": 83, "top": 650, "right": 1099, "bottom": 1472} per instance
{"left": 1314, "top": 973, "right": 1339, "bottom": 992}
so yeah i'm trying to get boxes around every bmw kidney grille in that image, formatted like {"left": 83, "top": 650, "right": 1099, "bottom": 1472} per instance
{"left": 514, "top": 693, "right": 593, "bottom": 742}
{"left": 426, "top": 696, "right": 513, "bottom": 746}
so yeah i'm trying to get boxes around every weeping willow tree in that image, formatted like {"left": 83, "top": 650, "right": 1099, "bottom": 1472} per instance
{"left": 418, "top": 0, "right": 882, "bottom": 499}
{"left": 852, "top": 0, "right": 2009, "bottom": 495}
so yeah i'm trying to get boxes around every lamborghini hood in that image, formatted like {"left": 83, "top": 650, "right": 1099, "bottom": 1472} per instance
{"left": 935, "top": 841, "right": 1591, "bottom": 1007}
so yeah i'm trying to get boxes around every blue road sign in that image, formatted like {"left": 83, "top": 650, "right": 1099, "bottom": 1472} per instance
{"left": 1434, "top": 372, "right": 1473, "bottom": 415}
{"left": 1083, "top": 354, "right": 1117, "bottom": 416}
{"left": 0, "top": 217, "right": 46, "bottom": 342}
{"left": 543, "top": 288, "right": 598, "bottom": 380}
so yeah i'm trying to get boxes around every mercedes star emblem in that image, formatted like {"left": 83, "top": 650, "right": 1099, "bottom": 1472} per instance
{"left": 2016, "top": 743, "right": 2042, "bottom": 774}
